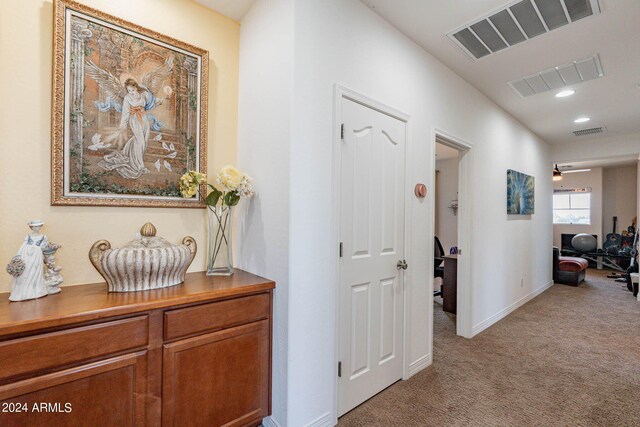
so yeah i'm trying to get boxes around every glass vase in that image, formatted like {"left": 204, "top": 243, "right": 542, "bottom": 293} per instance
{"left": 207, "top": 205, "right": 233, "bottom": 276}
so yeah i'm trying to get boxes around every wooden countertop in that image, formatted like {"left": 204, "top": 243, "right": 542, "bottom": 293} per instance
{"left": 0, "top": 269, "right": 274, "bottom": 337}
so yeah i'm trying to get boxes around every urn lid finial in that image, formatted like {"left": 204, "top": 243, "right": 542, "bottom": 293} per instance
{"left": 140, "top": 222, "right": 157, "bottom": 237}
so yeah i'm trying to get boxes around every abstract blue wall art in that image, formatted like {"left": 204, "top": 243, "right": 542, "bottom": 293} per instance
{"left": 507, "top": 170, "right": 535, "bottom": 215}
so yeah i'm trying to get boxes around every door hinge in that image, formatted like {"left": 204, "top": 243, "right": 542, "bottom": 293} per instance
{"left": 339, "top": 242, "right": 343, "bottom": 258}
{"left": 340, "top": 123, "right": 344, "bottom": 140}
{"left": 338, "top": 361, "right": 342, "bottom": 377}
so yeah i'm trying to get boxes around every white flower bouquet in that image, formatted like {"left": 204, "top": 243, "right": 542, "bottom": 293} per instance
{"left": 179, "top": 165, "right": 254, "bottom": 276}
{"left": 180, "top": 165, "right": 254, "bottom": 206}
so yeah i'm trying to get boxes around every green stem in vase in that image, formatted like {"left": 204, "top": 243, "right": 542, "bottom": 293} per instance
{"left": 210, "top": 206, "right": 230, "bottom": 265}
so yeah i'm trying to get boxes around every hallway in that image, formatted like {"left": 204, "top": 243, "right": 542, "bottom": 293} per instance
{"left": 339, "top": 270, "right": 640, "bottom": 426}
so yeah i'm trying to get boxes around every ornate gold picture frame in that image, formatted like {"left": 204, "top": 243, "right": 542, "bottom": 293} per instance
{"left": 52, "top": 0, "right": 208, "bottom": 208}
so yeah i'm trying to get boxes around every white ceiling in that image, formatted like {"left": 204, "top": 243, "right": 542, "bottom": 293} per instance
{"left": 558, "top": 155, "right": 639, "bottom": 170}
{"left": 197, "top": 0, "right": 640, "bottom": 145}
{"left": 360, "top": 0, "right": 640, "bottom": 144}
{"left": 195, "top": 0, "right": 256, "bottom": 21}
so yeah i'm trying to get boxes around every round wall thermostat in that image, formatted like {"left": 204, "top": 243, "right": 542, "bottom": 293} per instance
{"left": 414, "top": 183, "right": 427, "bottom": 198}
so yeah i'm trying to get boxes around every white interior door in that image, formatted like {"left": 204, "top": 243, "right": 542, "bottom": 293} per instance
{"left": 338, "top": 97, "right": 406, "bottom": 416}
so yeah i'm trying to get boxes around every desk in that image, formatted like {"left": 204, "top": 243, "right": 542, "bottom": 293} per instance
{"left": 443, "top": 255, "right": 457, "bottom": 314}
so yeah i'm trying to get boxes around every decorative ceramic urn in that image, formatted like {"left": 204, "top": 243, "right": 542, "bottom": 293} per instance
{"left": 89, "top": 223, "right": 197, "bottom": 292}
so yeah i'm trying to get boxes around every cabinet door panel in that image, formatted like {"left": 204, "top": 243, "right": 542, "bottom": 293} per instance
{"left": 0, "top": 351, "right": 147, "bottom": 427}
{"left": 163, "top": 321, "right": 269, "bottom": 427}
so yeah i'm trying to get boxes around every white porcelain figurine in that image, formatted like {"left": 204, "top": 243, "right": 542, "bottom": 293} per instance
{"left": 6, "top": 221, "right": 50, "bottom": 302}
{"left": 43, "top": 243, "right": 63, "bottom": 294}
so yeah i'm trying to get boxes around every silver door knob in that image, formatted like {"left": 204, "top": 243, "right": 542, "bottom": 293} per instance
{"left": 397, "top": 260, "right": 408, "bottom": 270}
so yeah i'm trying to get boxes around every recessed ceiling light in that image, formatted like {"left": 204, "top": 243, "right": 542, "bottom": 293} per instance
{"left": 574, "top": 117, "right": 590, "bottom": 123}
{"left": 555, "top": 90, "right": 575, "bottom": 98}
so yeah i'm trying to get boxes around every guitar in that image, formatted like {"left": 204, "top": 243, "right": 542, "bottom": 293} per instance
{"left": 604, "top": 216, "right": 622, "bottom": 251}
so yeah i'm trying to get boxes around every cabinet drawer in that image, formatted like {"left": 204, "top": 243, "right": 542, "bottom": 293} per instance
{"left": 0, "top": 316, "right": 148, "bottom": 382}
{"left": 164, "top": 293, "right": 270, "bottom": 341}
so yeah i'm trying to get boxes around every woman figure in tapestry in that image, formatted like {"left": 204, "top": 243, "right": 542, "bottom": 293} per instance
{"left": 84, "top": 57, "right": 174, "bottom": 179}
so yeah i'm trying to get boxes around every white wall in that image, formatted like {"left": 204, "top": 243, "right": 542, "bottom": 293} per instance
{"left": 435, "top": 158, "right": 459, "bottom": 252}
{"left": 236, "top": 1, "right": 294, "bottom": 425}
{"left": 239, "top": 0, "right": 553, "bottom": 425}
{"left": 553, "top": 168, "right": 603, "bottom": 248}
{"left": 603, "top": 165, "right": 638, "bottom": 235}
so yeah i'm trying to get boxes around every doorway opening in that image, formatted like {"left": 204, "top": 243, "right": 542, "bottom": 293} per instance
{"left": 432, "top": 131, "right": 472, "bottom": 339}
{"left": 434, "top": 139, "right": 460, "bottom": 334}
{"left": 551, "top": 156, "right": 639, "bottom": 290}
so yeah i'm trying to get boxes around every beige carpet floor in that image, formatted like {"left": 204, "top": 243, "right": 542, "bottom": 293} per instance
{"left": 339, "top": 269, "right": 640, "bottom": 426}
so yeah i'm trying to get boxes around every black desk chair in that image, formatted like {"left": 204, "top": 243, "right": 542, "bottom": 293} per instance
{"left": 434, "top": 236, "right": 445, "bottom": 296}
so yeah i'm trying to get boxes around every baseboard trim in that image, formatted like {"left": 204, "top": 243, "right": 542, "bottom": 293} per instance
{"left": 304, "top": 411, "right": 333, "bottom": 427}
{"left": 406, "top": 353, "right": 432, "bottom": 378}
{"left": 471, "top": 280, "right": 553, "bottom": 336}
{"left": 263, "top": 416, "right": 283, "bottom": 427}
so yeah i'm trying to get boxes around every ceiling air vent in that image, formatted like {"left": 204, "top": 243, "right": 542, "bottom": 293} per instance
{"left": 508, "top": 54, "right": 603, "bottom": 97}
{"left": 573, "top": 126, "right": 606, "bottom": 136}
{"left": 447, "top": 0, "right": 601, "bottom": 60}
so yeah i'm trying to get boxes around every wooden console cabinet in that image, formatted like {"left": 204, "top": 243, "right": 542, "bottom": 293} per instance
{"left": 0, "top": 269, "right": 274, "bottom": 427}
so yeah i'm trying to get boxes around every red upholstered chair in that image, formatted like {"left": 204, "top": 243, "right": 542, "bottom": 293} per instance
{"left": 553, "top": 247, "right": 588, "bottom": 286}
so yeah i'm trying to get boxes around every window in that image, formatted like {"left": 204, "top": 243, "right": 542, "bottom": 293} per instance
{"left": 553, "top": 193, "right": 591, "bottom": 224}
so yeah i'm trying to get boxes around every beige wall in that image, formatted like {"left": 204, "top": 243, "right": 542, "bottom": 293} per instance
{"left": 603, "top": 165, "right": 638, "bottom": 235}
{"left": 553, "top": 168, "right": 603, "bottom": 248}
{"left": 0, "top": 0, "right": 240, "bottom": 292}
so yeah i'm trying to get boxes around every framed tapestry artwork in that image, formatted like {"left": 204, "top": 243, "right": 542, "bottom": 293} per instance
{"left": 51, "top": 0, "right": 208, "bottom": 207}
{"left": 507, "top": 169, "right": 535, "bottom": 215}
